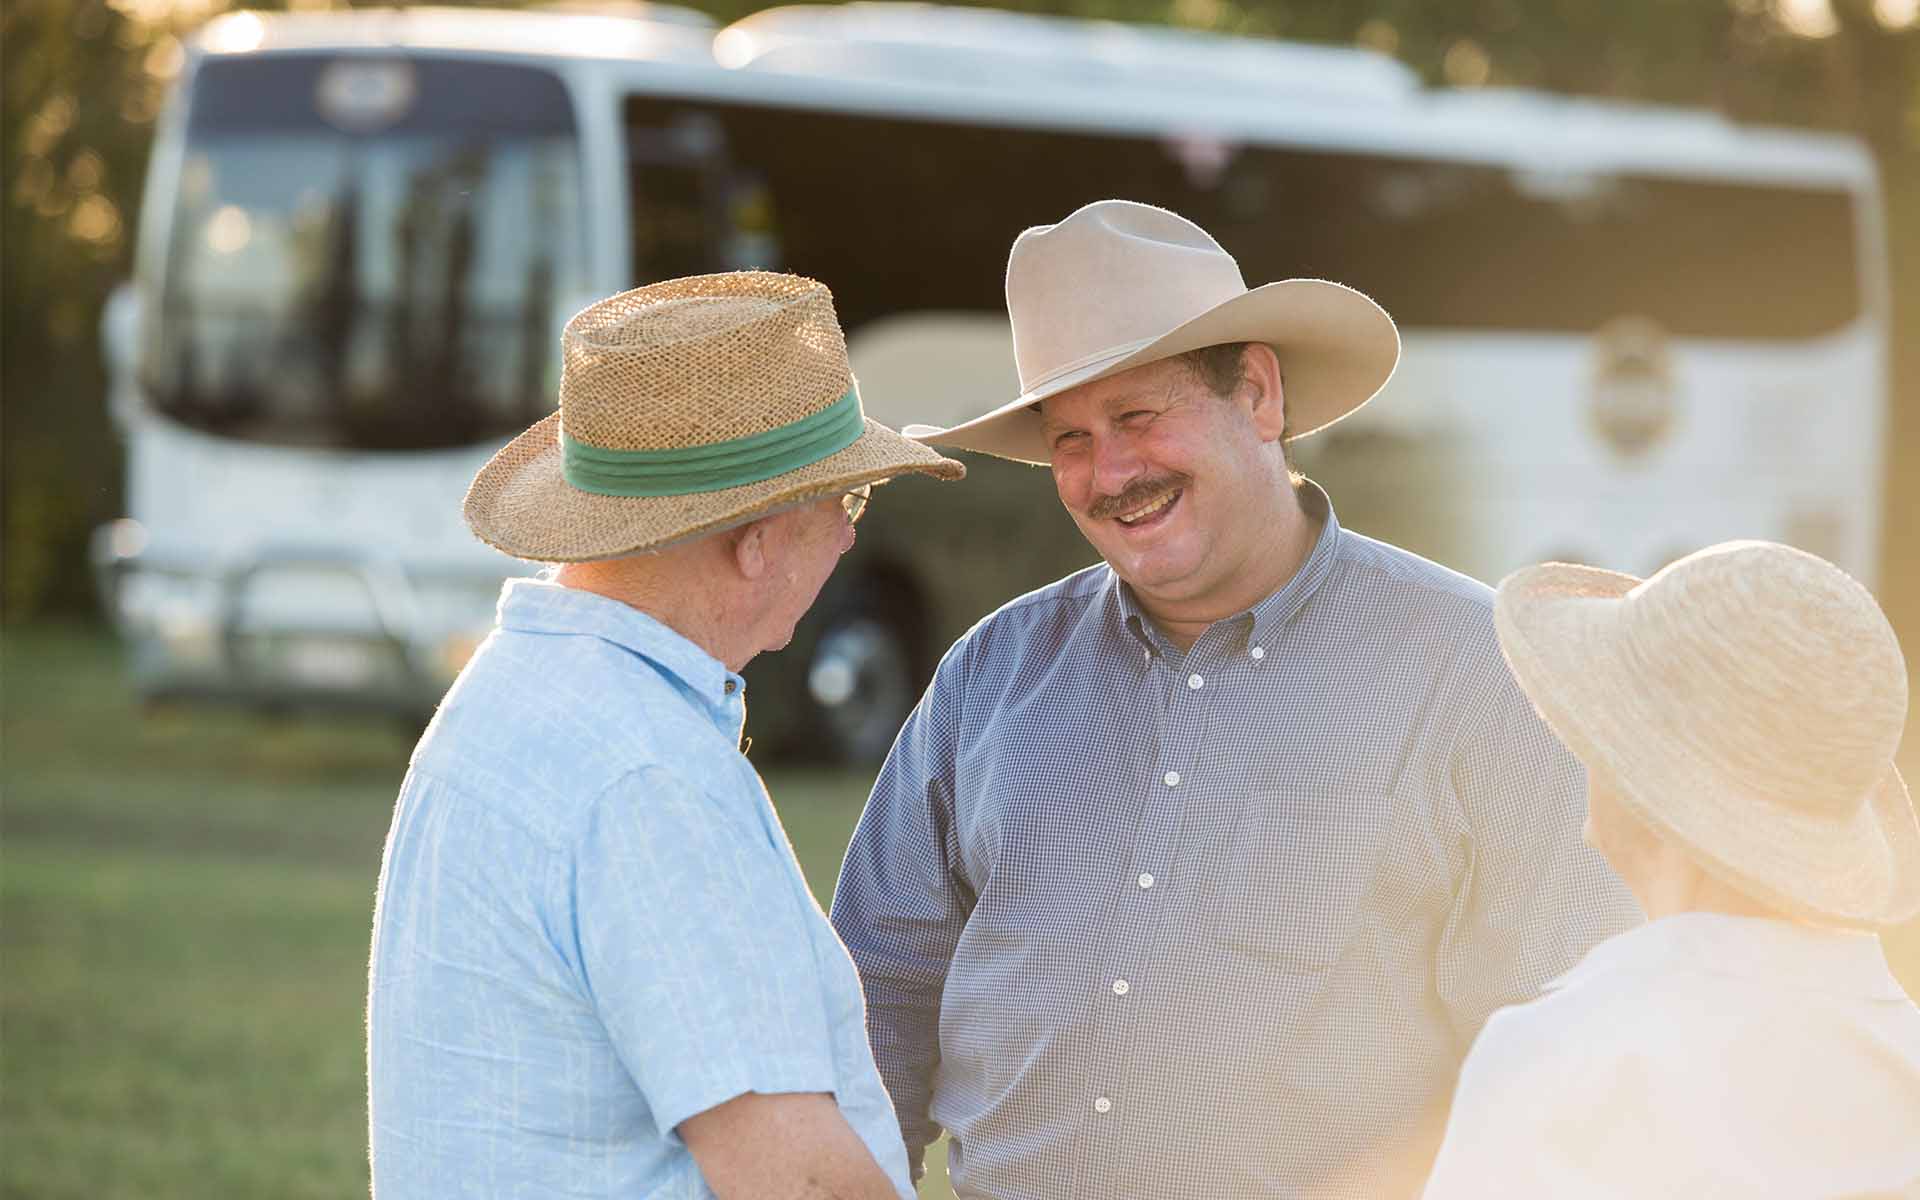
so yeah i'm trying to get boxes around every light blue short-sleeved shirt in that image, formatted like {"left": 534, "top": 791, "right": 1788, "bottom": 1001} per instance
{"left": 367, "top": 578, "right": 911, "bottom": 1199}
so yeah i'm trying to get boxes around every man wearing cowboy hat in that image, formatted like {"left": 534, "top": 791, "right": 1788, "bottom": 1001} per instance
{"left": 365, "top": 272, "right": 962, "bottom": 1200}
{"left": 829, "top": 201, "right": 1639, "bottom": 1198}
{"left": 1422, "top": 541, "right": 1920, "bottom": 1197}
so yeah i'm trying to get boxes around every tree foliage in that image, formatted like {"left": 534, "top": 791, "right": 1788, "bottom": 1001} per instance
{"left": 3, "top": 0, "right": 1916, "bottom": 622}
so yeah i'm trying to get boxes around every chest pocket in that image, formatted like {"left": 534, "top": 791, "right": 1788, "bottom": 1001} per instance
{"left": 1203, "top": 790, "right": 1387, "bottom": 972}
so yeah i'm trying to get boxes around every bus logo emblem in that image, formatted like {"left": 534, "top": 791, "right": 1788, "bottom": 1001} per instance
{"left": 316, "top": 59, "right": 418, "bottom": 133}
{"left": 1589, "top": 316, "right": 1677, "bottom": 460}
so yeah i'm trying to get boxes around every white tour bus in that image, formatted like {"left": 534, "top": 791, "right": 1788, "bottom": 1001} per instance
{"left": 98, "top": 2, "right": 1891, "bottom": 759}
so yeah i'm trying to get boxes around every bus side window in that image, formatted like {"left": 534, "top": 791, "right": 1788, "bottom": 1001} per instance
{"left": 721, "top": 174, "right": 781, "bottom": 272}
{"left": 627, "top": 112, "right": 757, "bottom": 283}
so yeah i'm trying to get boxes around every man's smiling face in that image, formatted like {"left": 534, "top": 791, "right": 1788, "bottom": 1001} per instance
{"left": 1042, "top": 351, "right": 1287, "bottom": 620}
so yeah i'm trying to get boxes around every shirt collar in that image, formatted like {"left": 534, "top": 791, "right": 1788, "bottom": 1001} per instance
{"left": 1111, "top": 478, "right": 1344, "bottom": 658}
{"left": 494, "top": 577, "right": 746, "bottom": 733}
{"left": 1543, "top": 911, "right": 1910, "bottom": 1001}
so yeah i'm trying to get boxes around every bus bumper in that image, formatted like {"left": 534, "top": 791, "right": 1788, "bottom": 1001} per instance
{"left": 90, "top": 519, "right": 497, "bottom": 718}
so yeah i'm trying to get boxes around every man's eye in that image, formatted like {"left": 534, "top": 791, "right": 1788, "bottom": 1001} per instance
{"left": 1052, "top": 431, "right": 1087, "bottom": 448}
{"left": 1121, "top": 410, "right": 1154, "bottom": 424}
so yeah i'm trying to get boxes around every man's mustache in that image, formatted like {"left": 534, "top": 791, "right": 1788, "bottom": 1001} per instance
{"left": 1086, "top": 473, "right": 1192, "bottom": 521}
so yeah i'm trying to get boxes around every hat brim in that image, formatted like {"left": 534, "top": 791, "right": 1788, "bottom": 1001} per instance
{"left": 1494, "top": 562, "right": 1920, "bottom": 928}
{"left": 464, "top": 412, "right": 963, "bottom": 562}
{"left": 903, "top": 278, "right": 1400, "bottom": 464}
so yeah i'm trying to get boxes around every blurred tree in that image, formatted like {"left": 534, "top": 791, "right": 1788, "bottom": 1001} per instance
{"left": 2, "top": 0, "right": 157, "bottom": 620}
{"left": 2, "top": 0, "right": 1915, "bottom": 624}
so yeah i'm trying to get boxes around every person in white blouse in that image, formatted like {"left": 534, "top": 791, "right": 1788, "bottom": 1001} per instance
{"left": 1422, "top": 539, "right": 1920, "bottom": 1200}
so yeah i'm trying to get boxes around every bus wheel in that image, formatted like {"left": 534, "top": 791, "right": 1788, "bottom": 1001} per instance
{"left": 804, "top": 607, "right": 917, "bottom": 764}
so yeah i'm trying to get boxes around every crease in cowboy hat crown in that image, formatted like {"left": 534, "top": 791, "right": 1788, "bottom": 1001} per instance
{"left": 559, "top": 385, "right": 864, "bottom": 497}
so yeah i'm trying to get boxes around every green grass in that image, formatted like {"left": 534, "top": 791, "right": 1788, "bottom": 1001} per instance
{"left": 4, "top": 629, "right": 396, "bottom": 1199}
{"left": 1, "top": 626, "right": 957, "bottom": 1199}
{"left": 5, "top": 625, "right": 1914, "bottom": 1199}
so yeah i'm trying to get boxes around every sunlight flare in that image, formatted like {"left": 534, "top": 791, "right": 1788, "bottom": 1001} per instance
{"left": 1777, "top": 0, "right": 1840, "bottom": 37}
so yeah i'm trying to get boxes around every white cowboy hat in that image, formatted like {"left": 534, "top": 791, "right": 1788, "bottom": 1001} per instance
{"left": 465, "top": 271, "right": 963, "bottom": 562}
{"left": 903, "top": 199, "right": 1401, "bottom": 464}
{"left": 1495, "top": 540, "right": 1920, "bottom": 929}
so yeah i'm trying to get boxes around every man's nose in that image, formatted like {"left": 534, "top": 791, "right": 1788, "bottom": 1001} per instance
{"left": 1090, "top": 433, "right": 1142, "bottom": 498}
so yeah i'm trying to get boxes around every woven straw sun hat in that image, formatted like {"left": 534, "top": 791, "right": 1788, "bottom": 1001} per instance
{"left": 1495, "top": 540, "right": 1920, "bottom": 929}
{"left": 902, "top": 199, "right": 1401, "bottom": 464}
{"left": 465, "top": 271, "right": 963, "bottom": 562}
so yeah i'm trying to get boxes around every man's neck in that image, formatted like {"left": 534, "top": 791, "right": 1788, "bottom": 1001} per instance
{"left": 1625, "top": 847, "right": 1799, "bottom": 925}
{"left": 554, "top": 554, "right": 752, "bottom": 671}
{"left": 1143, "top": 480, "right": 1319, "bottom": 652}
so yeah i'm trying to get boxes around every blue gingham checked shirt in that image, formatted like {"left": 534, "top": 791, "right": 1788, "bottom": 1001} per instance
{"left": 830, "top": 483, "right": 1641, "bottom": 1200}
{"left": 368, "top": 579, "right": 912, "bottom": 1200}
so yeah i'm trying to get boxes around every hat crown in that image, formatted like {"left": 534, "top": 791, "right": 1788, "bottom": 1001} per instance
{"left": 560, "top": 271, "right": 855, "bottom": 451}
{"left": 1006, "top": 200, "right": 1248, "bottom": 392}
{"left": 1622, "top": 541, "right": 1908, "bottom": 820}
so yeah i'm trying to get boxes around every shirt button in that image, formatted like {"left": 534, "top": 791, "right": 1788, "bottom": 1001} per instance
{"left": 1094, "top": 1096, "right": 1112, "bottom": 1114}
{"left": 1187, "top": 673, "right": 1204, "bottom": 690}
{"left": 1138, "top": 872, "right": 1155, "bottom": 889}
{"left": 1143, "top": 648, "right": 1151, "bottom": 664}
{"left": 1112, "top": 979, "right": 1130, "bottom": 996}
{"left": 1250, "top": 646, "right": 1266, "bottom": 660}
{"left": 723, "top": 680, "right": 737, "bottom": 695}
{"left": 1163, "top": 771, "right": 1180, "bottom": 788}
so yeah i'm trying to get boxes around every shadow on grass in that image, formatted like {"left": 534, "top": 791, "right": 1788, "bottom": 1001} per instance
{"left": 3, "top": 625, "right": 413, "bottom": 869}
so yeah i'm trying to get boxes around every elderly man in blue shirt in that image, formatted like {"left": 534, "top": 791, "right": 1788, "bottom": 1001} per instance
{"left": 829, "top": 200, "right": 1641, "bottom": 1199}
{"left": 365, "top": 272, "right": 962, "bottom": 1200}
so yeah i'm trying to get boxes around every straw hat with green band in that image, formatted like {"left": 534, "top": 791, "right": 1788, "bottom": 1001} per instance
{"left": 465, "top": 271, "right": 964, "bottom": 562}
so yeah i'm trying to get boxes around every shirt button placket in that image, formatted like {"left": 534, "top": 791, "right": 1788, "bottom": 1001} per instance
{"left": 1100, "top": 634, "right": 1215, "bottom": 1178}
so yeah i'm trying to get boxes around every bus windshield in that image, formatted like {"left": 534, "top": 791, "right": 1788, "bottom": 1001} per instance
{"left": 147, "top": 54, "right": 587, "bottom": 450}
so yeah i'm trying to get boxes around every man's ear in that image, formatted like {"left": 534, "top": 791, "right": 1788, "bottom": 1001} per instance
{"left": 731, "top": 520, "right": 771, "bottom": 581}
{"left": 1239, "top": 343, "right": 1287, "bottom": 443}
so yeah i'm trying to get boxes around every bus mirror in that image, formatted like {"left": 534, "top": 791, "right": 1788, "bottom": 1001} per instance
{"left": 100, "top": 281, "right": 142, "bottom": 431}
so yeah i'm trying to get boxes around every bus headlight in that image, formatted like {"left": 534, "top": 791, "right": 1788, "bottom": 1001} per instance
{"left": 117, "top": 570, "right": 221, "bottom": 667}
